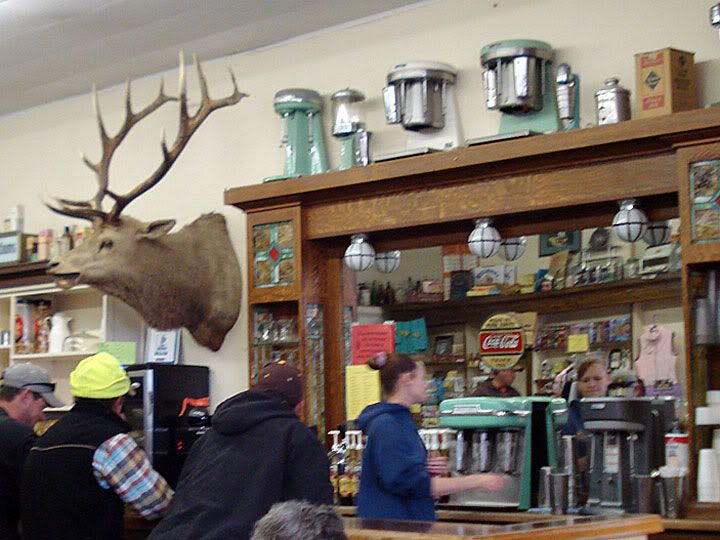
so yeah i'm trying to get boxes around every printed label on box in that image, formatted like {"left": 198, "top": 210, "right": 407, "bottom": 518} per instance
{"left": 643, "top": 95, "right": 665, "bottom": 110}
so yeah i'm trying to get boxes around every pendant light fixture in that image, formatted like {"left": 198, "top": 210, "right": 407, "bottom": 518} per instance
{"left": 343, "top": 234, "right": 375, "bottom": 271}
{"left": 468, "top": 218, "right": 501, "bottom": 258}
{"left": 643, "top": 221, "right": 671, "bottom": 246}
{"left": 612, "top": 199, "right": 648, "bottom": 243}
{"left": 374, "top": 251, "right": 401, "bottom": 273}
{"left": 498, "top": 236, "right": 527, "bottom": 261}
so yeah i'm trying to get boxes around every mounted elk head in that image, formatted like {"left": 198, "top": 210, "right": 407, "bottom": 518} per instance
{"left": 46, "top": 53, "right": 247, "bottom": 352}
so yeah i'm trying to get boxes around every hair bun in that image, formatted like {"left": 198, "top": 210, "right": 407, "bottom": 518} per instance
{"left": 368, "top": 351, "right": 387, "bottom": 370}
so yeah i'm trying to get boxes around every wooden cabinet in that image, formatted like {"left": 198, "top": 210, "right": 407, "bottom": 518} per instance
{"left": 226, "top": 107, "right": 720, "bottom": 511}
{"left": 677, "top": 141, "right": 720, "bottom": 506}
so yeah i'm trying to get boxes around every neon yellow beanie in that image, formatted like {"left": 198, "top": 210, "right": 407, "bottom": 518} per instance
{"left": 70, "top": 352, "right": 130, "bottom": 399}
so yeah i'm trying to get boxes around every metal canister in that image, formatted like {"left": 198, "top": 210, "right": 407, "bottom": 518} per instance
{"left": 594, "top": 77, "right": 631, "bottom": 125}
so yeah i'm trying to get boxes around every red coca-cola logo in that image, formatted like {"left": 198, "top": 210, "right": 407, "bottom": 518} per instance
{"left": 479, "top": 331, "right": 523, "bottom": 355}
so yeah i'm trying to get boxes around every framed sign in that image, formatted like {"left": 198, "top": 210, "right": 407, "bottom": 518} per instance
{"left": 538, "top": 230, "right": 581, "bottom": 257}
{"left": 145, "top": 328, "right": 181, "bottom": 364}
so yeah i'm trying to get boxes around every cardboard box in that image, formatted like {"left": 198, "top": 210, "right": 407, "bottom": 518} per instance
{"left": 635, "top": 48, "right": 696, "bottom": 118}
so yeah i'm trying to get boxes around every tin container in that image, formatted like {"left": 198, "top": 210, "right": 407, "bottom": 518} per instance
{"left": 595, "top": 77, "right": 631, "bottom": 125}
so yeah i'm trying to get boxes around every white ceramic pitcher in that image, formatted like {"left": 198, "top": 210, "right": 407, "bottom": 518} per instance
{"left": 48, "top": 312, "right": 72, "bottom": 353}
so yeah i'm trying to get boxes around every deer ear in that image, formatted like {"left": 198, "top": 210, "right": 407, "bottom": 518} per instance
{"left": 139, "top": 219, "right": 176, "bottom": 239}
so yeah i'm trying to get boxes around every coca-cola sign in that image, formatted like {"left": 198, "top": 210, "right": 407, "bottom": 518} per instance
{"left": 478, "top": 313, "right": 525, "bottom": 370}
{"left": 480, "top": 331, "right": 523, "bottom": 354}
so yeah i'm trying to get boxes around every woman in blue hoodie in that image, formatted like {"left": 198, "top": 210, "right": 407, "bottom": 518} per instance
{"left": 357, "top": 352, "right": 504, "bottom": 521}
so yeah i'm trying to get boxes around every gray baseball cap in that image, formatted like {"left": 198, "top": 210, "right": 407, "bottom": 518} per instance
{"left": 1, "top": 363, "right": 63, "bottom": 408}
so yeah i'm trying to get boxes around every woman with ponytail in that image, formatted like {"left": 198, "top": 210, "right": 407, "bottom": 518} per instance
{"left": 357, "top": 352, "right": 504, "bottom": 521}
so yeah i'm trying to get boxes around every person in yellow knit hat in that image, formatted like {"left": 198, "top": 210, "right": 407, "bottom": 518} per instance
{"left": 21, "top": 352, "right": 173, "bottom": 540}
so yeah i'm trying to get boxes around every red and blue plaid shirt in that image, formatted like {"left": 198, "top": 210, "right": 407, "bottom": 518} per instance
{"left": 92, "top": 433, "right": 173, "bottom": 519}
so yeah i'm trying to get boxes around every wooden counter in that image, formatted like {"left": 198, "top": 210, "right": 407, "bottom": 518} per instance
{"left": 337, "top": 507, "right": 720, "bottom": 540}
{"left": 344, "top": 514, "right": 661, "bottom": 539}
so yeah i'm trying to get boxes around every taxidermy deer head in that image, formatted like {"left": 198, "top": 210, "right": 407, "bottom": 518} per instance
{"left": 46, "top": 53, "right": 246, "bottom": 352}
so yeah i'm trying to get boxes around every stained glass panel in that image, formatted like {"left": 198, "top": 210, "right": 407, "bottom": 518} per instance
{"left": 253, "top": 221, "right": 295, "bottom": 287}
{"left": 691, "top": 160, "right": 720, "bottom": 243}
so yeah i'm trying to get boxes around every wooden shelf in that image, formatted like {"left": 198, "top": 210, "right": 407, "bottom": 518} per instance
{"left": 383, "top": 273, "right": 681, "bottom": 325}
{"left": 535, "top": 342, "right": 631, "bottom": 353}
{"left": 0, "top": 261, "right": 52, "bottom": 288}
{"left": 12, "top": 350, "right": 98, "bottom": 361}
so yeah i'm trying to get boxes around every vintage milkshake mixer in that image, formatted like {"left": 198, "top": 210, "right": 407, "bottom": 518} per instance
{"left": 264, "top": 88, "right": 329, "bottom": 182}
{"left": 439, "top": 396, "right": 567, "bottom": 509}
{"left": 377, "top": 61, "right": 463, "bottom": 161}
{"left": 580, "top": 397, "right": 675, "bottom": 514}
{"left": 478, "top": 40, "right": 580, "bottom": 136}
{"left": 331, "top": 88, "right": 370, "bottom": 169}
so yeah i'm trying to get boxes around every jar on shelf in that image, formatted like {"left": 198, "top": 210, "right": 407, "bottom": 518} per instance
{"left": 14, "top": 299, "right": 35, "bottom": 354}
{"left": 34, "top": 299, "right": 52, "bottom": 353}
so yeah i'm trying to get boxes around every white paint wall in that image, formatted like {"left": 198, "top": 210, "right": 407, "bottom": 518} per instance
{"left": 0, "top": 0, "right": 717, "bottom": 407}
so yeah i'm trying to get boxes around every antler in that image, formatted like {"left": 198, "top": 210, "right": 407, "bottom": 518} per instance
{"left": 47, "top": 52, "right": 247, "bottom": 224}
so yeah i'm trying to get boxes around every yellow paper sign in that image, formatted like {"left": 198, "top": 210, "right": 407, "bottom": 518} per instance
{"left": 567, "top": 334, "right": 590, "bottom": 353}
{"left": 345, "top": 365, "right": 381, "bottom": 420}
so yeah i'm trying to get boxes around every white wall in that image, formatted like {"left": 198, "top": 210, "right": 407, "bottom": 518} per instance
{"left": 1, "top": 0, "right": 717, "bottom": 408}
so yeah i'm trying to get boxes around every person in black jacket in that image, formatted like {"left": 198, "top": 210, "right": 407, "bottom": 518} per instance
{"left": 0, "top": 363, "right": 62, "bottom": 540}
{"left": 149, "top": 360, "right": 333, "bottom": 540}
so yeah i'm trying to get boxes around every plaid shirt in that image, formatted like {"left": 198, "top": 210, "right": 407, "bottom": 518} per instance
{"left": 92, "top": 433, "right": 173, "bottom": 519}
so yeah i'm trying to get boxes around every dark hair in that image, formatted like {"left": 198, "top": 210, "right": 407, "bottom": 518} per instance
{"left": 367, "top": 353, "right": 418, "bottom": 396}
{"left": 0, "top": 386, "right": 20, "bottom": 402}
{"left": 577, "top": 359, "right": 607, "bottom": 380}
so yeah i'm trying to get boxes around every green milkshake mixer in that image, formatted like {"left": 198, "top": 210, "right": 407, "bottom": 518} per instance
{"left": 264, "top": 88, "right": 329, "bottom": 182}
{"left": 479, "top": 39, "right": 580, "bottom": 135}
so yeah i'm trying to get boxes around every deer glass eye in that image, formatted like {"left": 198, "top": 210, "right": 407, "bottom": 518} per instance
{"left": 99, "top": 239, "right": 114, "bottom": 251}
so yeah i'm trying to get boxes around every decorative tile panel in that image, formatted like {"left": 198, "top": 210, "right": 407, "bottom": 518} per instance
{"left": 253, "top": 221, "right": 295, "bottom": 288}
{"left": 691, "top": 160, "right": 720, "bottom": 243}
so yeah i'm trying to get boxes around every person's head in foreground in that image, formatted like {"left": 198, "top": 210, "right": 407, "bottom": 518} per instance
{"left": 254, "top": 360, "right": 304, "bottom": 416}
{"left": 250, "top": 500, "right": 347, "bottom": 540}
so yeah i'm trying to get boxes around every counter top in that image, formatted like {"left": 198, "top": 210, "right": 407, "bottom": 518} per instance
{"left": 343, "top": 514, "right": 662, "bottom": 539}
{"left": 337, "top": 506, "right": 720, "bottom": 533}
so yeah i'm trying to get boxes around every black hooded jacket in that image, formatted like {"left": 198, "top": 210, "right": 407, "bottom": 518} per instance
{"left": 148, "top": 390, "right": 332, "bottom": 540}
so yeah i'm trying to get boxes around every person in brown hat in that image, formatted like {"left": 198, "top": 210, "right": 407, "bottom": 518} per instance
{"left": 149, "top": 360, "right": 332, "bottom": 540}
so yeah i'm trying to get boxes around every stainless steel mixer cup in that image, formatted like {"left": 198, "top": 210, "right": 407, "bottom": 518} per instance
{"left": 497, "top": 431, "right": 519, "bottom": 474}
{"left": 471, "top": 431, "right": 494, "bottom": 473}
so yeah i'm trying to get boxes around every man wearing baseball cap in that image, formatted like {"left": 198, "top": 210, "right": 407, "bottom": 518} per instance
{"left": 21, "top": 352, "right": 173, "bottom": 540}
{"left": 149, "top": 360, "right": 332, "bottom": 540}
{"left": 0, "top": 363, "right": 61, "bottom": 540}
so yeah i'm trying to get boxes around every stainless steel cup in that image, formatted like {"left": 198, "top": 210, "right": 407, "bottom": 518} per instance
{"left": 550, "top": 472, "right": 570, "bottom": 515}
{"left": 538, "top": 466, "right": 553, "bottom": 510}
{"left": 497, "top": 431, "right": 518, "bottom": 474}
{"left": 633, "top": 474, "right": 655, "bottom": 513}
{"left": 660, "top": 475, "right": 688, "bottom": 519}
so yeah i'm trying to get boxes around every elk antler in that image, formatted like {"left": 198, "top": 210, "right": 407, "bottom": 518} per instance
{"left": 47, "top": 52, "right": 247, "bottom": 224}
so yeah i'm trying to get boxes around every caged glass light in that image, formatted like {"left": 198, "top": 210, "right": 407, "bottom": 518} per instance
{"left": 612, "top": 199, "right": 648, "bottom": 243}
{"left": 374, "top": 251, "right": 401, "bottom": 273}
{"left": 468, "top": 218, "right": 502, "bottom": 258}
{"left": 498, "top": 236, "right": 527, "bottom": 261}
{"left": 643, "top": 221, "right": 671, "bottom": 247}
{"left": 343, "top": 234, "right": 375, "bottom": 271}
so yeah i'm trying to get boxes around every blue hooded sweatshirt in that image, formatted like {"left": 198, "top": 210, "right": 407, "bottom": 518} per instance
{"left": 356, "top": 402, "right": 435, "bottom": 521}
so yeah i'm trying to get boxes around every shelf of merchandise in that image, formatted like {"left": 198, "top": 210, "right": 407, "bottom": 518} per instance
{"left": 382, "top": 273, "right": 681, "bottom": 325}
